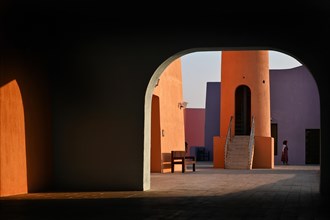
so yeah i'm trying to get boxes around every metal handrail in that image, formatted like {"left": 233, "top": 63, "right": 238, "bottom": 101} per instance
{"left": 248, "top": 116, "right": 255, "bottom": 169}
{"left": 224, "top": 116, "right": 233, "bottom": 168}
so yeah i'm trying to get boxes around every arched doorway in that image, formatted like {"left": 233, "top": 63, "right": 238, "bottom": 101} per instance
{"left": 145, "top": 49, "right": 321, "bottom": 190}
{"left": 235, "top": 85, "right": 251, "bottom": 135}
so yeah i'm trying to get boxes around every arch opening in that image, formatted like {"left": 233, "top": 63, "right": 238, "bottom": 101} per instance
{"left": 235, "top": 85, "right": 251, "bottom": 135}
{"left": 144, "top": 48, "right": 320, "bottom": 191}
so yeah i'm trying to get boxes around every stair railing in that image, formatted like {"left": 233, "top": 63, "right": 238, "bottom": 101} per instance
{"left": 248, "top": 116, "right": 255, "bottom": 169}
{"left": 224, "top": 116, "right": 233, "bottom": 168}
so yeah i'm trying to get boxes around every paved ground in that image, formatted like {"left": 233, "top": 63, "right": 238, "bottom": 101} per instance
{"left": 1, "top": 163, "right": 329, "bottom": 219}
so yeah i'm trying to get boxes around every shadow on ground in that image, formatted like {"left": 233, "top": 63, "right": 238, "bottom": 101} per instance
{"left": 1, "top": 165, "right": 329, "bottom": 219}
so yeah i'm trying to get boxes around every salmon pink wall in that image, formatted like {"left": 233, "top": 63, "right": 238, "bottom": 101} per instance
{"left": 0, "top": 80, "right": 27, "bottom": 196}
{"left": 184, "top": 108, "right": 205, "bottom": 154}
{"left": 152, "top": 58, "right": 185, "bottom": 172}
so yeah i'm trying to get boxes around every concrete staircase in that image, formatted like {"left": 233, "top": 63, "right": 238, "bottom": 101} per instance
{"left": 225, "top": 135, "right": 250, "bottom": 169}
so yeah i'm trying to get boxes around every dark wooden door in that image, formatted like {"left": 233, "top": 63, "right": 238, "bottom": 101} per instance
{"left": 305, "top": 129, "right": 320, "bottom": 164}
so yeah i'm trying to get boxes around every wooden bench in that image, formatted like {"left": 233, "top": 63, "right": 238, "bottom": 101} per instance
{"left": 171, "top": 150, "right": 196, "bottom": 173}
{"left": 161, "top": 153, "right": 172, "bottom": 173}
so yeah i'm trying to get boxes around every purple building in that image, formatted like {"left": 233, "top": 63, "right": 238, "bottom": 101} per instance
{"left": 202, "top": 66, "right": 320, "bottom": 165}
{"left": 270, "top": 66, "right": 320, "bottom": 165}
{"left": 204, "top": 82, "right": 220, "bottom": 161}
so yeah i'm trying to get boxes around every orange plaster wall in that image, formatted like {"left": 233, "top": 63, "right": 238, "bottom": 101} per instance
{"left": 151, "top": 95, "right": 161, "bottom": 172}
{"left": 253, "top": 136, "right": 274, "bottom": 168}
{"left": 215, "top": 51, "right": 272, "bottom": 167}
{"left": 152, "top": 58, "right": 185, "bottom": 172}
{"left": 213, "top": 136, "right": 225, "bottom": 168}
{"left": 1, "top": 54, "right": 53, "bottom": 195}
{"left": 220, "top": 50, "right": 271, "bottom": 137}
{"left": 0, "top": 80, "right": 28, "bottom": 196}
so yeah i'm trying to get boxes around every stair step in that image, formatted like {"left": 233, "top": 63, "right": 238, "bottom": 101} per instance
{"left": 226, "top": 165, "right": 249, "bottom": 170}
{"left": 226, "top": 135, "right": 251, "bottom": 170}
{"left": 227, "top": 161, "right": 248, "bottom": 164}
{"left": 228, "top": 153, "right": 248, "bottom": 157}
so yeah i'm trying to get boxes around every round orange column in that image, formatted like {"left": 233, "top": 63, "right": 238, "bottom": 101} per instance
{"left": 214, "top": 50, "right": 273, "bottom": 168}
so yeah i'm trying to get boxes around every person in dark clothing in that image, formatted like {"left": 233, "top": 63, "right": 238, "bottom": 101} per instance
{"left": 281, "top": 140, "right": 289, "bottom": 165}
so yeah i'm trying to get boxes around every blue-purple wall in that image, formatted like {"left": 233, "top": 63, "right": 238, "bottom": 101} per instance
{"left": 204, "top": 82, "right": 220, "bottom": 161}
{"left": 204, "top": 65, "right": 320, "bottom": 165}
{"left": 270, "top": 66, "right": 320, "bottom": 165}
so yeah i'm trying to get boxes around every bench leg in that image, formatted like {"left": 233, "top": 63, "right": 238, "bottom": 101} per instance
{"left": 193, "top": 163, "right": 196, "bottom": 172}
{"left": 171, "top": 163, "right": 174, "bottom": 173}
{"left": 182, "top": 160, "right": 185, "bottom": 173}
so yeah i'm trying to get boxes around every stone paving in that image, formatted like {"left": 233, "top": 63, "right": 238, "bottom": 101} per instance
{"left": 1, "top": 163, "right": 329, "bottom": 219}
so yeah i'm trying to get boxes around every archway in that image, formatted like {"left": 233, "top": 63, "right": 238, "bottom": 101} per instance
{"left": 145, "top": 49, "right": 320, "bottom": 190}
{"left": 235, "top": 85, "right": 251, "bottom": 135}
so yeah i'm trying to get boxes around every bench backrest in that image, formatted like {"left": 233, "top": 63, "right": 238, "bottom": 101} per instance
{"left": 171, "top": 150, "right": 186, "bottom": 159}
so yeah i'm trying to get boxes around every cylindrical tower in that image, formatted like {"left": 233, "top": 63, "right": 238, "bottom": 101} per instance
{"left": 214, "top": 50, "right": 274, "bottom": 168}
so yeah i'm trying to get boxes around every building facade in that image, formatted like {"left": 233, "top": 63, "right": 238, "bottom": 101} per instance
{"left": 200, "top": 65, "right": 320, "bottom": 165}
{"left": 151, "top": 58, "right": 186, "bottom": 173}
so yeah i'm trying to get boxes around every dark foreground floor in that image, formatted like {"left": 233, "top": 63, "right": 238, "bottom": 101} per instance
{"left": 1, "top": 164, "right": 329, "bottom": 219}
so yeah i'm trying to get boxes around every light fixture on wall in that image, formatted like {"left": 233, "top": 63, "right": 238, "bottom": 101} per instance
{"left": 155, "top": 78, "right": 160, "bottom": 87}
{"left": 178, "top": 101, "right": 188, "bottom": 109}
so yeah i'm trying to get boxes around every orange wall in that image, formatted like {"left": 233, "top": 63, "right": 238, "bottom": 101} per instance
{"left": 220, "top": 50, "right": 271, "bottom": 137}
{"left": 151, "top": 95, "right": 161, "bottom": 172}
{"left": 152, "top": 58, "right": 185, "bottom": 172}
{"left": 214, "top": 51, "right": 273, "bottom": 168}
{"left": 0, "top": 80, "right": 27, "bottom": 196}
{"left": 213, "top": 136, "right": 225, "bottom": 168}
{"left": 0, "top": 53, "right": 53, "bottom": 195}
{"left": 254, "top": 136, "right": 274, "bottom": 168}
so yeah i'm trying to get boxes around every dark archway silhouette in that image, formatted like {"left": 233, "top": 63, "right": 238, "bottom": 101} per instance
{"left": 235, "top": 85, "right": 251, "bottom": 135}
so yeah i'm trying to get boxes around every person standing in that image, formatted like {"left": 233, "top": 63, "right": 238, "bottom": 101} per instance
{"left": 281, "top": 140, "right": 289, "bottom": 165}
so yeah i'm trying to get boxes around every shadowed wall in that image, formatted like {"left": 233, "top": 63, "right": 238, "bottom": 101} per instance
{"left": 1, "top": 1, "right": 330, "bottom": 196}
